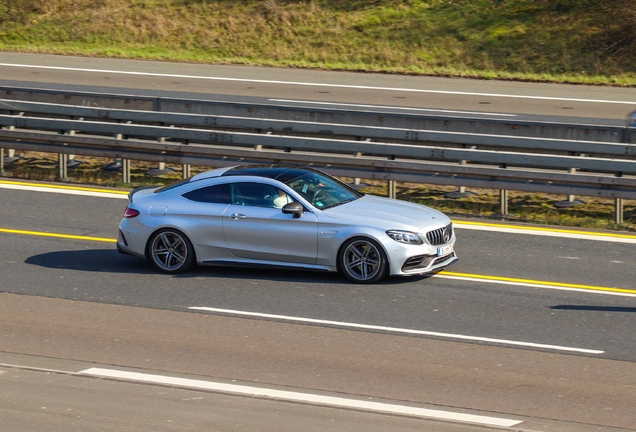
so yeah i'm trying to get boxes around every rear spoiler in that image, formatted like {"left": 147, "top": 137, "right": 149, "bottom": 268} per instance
{"left": 128, "top": 186, "right": 160, "bottom": 203}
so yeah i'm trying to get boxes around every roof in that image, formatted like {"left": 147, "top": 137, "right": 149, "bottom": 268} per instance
{"left": 221, "top": 165, "right": 319, "bottom": 183}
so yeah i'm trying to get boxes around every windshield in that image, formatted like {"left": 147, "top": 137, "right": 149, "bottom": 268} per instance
{"left": 283, "top": 171, "right": 363, "bottom": 209}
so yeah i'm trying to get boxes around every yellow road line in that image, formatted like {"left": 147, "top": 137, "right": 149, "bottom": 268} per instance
{"left": 1, "top": 227, "right": 633, "bottom": 295}
{"left": 0, "top": 228, "right": 116, "bottom": 242}
{"left": 0, "top": 180, "right": 129, "bottom": 195}
{"left": 454, "top": 221, "right": 636, "bottom": 239}
{"left": 438, "top": 271, "right": 636, "bottom": 295}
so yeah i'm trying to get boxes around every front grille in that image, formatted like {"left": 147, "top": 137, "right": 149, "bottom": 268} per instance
{"left": 426, "top": 223, "right": 453, "bottom": 246}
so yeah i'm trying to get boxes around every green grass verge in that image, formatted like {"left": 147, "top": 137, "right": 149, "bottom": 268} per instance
{"left": 1, "top": 0, "right": 635, "bottom": 85}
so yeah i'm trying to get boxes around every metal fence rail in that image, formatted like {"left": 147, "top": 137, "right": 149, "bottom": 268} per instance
{"left": 2, "top": 129, "right": 636, "bottom": 200}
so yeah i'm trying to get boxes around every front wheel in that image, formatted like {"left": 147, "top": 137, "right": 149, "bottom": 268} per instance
{"left": 338, "top": 237, "right": 388, "bottom": 284}
{"left": 148, "top": 228, "right": 195, "bottom": 274}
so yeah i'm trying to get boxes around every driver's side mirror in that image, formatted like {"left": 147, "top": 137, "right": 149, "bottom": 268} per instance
{"left": 282, "top": 202, "right": 304, "bottom": 218}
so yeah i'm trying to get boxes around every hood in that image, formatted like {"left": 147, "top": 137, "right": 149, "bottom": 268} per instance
{"left": 322, "top": 195, "right": 448, "bottom": 231}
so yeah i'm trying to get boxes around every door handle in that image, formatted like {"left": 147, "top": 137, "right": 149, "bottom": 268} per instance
{"left": 230, "top": 213, "right": 246, "bottom": 220}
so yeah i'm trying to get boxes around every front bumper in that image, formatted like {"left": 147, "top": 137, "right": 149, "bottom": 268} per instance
{"left": 399, "top": 251, "right": 459, "bottom": 275}
{"left": 385, "top": 237, "right": 457, "bottom": 276}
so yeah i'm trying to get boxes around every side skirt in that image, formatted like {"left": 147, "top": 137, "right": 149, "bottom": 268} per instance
{"left": 200, "top": 260, "right": 336, "bottom": 273}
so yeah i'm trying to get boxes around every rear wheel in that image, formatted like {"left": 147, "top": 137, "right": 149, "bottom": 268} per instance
{"left": 148, "top": 228, "right": 194, "bottom": 273}
{"left": 338, "top": 237, "right": 388, "bottom": 284}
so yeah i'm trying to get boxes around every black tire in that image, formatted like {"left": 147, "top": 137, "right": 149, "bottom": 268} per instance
{"left": 148, "top": 228, "right": 195, "bottom": 274}
{"left": 338, "top": 237, "right": 388, "bottom": 284}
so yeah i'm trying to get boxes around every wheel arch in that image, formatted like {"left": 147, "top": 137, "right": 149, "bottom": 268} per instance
{"left": 144, "top": 225, "right": 197, "bottom": 262}
{"left": 335, "top": 232, "right": 391, "bottom": 271}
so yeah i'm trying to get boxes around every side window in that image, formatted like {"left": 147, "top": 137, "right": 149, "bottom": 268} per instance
{"left": 231, "top": 182, "right": 294, "bottom": 209}
{"left": 182, "top": 183, "right": 231, "bottom": 204}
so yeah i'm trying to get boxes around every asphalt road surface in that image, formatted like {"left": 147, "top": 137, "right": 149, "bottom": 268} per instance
{"left": 1, "top": 180, "right": 636, "bottom": 431}
{"left": 1, "top": 52, "right": 636, "bottom": 124}
{"left": 1, "top": 54, "right": 636, "bottom": 431}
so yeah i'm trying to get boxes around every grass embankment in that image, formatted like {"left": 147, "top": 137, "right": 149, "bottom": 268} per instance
{"left": 3, "top": 153, "right": 635, "bottom": 231}
{"left": 1, "top": 0, "right": 635, "bottom": 85}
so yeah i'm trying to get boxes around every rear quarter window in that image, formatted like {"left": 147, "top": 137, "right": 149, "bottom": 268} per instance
{"left": 182, "top": 183, "right": 231, "bottom": 204}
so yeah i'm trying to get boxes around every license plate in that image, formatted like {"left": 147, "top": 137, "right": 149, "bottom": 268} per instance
{"left": 438, "top": 244, "right": 453, "bottom": 257}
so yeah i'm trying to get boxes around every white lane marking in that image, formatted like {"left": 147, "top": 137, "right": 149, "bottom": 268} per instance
{"left": 188, "top": 307, "right": 603, "bottom": 354}
{"left": 557, "top": 256, "right": 581, "bottom": 260}
{"left": 267, "top": 99, "right": 517, "bottom": 117}
{"left": 435, "top": 274, "right": 636, "bottom": 299}
{"left": 79, "top": 367, "right": 522, "bottom": 427}
{"left": 454, "top": 223, "right": 636, "bottom": 244}
{"left": 1, "top": 63, "right": 635, "bottom": 105}
{"left": 0, "top": 183, "right": 128, "bottom": 199}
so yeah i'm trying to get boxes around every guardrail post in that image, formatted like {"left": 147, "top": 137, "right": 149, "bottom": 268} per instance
{"left": 555, "top": 156, "right": 585, "bottom": 208}
{"left": 500, "top": 189, "right": 509, "bottom": 215}
{"left": 58, "top": 153, "right": 69, "bottom": 181}
{"left": 57, "top": 129, "right": 77, "bottom": 182}
{"left": 445, "top": 159, "right": 475, "bottom": 199}
{"left": 387, "top": 155, "right": 397, "bottom": 199}
{"left": 182, "top": 164, "right": 192, "bottom": 179}
{"left": 0, "top": 147, "right": 5, "bottom": 176}
{"left": 65, "top": 117, "right": 84, "bottom": 169}
{"left": 146, "top": 136, "right": 174, "bottom": 176}
{"left": 615, "top": 172, "right": 624, "bottom": 224}
{"left": 4, "top": 113, "right": 22, "bottom": 163}
{"left": 122, "top": 159, "right": 131, "bottom": 184}
{"left": 354, "top": 138, "right": 372, "bottom": 186}
{"left": 182, "top": 139, "right": 192, "bottom": 179}
{"left": 4, "top": 148, "right": 21, "bottom": 163}
{"left": 3, "top": 125, "right": 22, "bottom": 164}
{"left": 615, "top": 198, "right": 624, "bottom": 224}
{"left": 499, "top": 164, "right": 509, "bottom": 216}
{"left": 354, "top": 152, "right": 363, "bottom": 186}
{"left": 388, "top": 180, "right": 397, "bottom": 199}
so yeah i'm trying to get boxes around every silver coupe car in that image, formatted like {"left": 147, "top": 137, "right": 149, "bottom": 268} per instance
{"left": 117, "top": 165, "right": 458, "bottom": 283}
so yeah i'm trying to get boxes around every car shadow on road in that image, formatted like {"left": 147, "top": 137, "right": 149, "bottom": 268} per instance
{"left": 25, "top": 249, "right": 156, "bottom": 274}
{"left": 550, "top": 305, "right": 636, "bottom": 313}
{"left": 24, "top": 249, "right": 430, "bottom": 285}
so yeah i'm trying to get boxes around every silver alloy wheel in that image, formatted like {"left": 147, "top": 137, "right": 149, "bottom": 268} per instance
{"left": 342, "top": 239, "right": 382, "bottom": 281}
{"left": 151, "top": 231, "right": 188, "bottom": 271}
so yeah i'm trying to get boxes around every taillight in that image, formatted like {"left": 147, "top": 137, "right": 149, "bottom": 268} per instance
{"left": 123, "top": 206, "right": 140, "bottom": 218}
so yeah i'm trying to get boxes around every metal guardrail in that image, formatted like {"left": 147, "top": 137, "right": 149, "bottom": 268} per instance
{"left": 0, "top": 87, "right": 635, "bottom": 223}
{"left": 2, "top": 129, "right": 634, "bottom": 198}
{"left": 0, "top": 99, "right": 634, "bottom": 157}
{"left": 1, "top": 113, "right": 636, "bottom": 174}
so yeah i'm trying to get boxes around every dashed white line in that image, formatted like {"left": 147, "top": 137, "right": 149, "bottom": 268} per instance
{"left": 79, "top": 367, "right": 523, "bottom": 427}
{"left": 188, "top": 307, "right": 604, "bottom": 354}
{"left": 267, "top": 99, "right": 517, "bottom": 117}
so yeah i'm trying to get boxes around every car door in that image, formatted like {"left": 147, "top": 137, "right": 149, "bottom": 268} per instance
{"left": 222, "top": 182, "right": 318, "bottom": 264}
{"left": 178, "top": 183, "right": 231, "bottom": 256}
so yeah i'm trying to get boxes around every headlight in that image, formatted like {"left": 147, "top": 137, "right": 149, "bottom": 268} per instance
{"left": 386, "top": 230, "right": 423, "bottom": 245}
